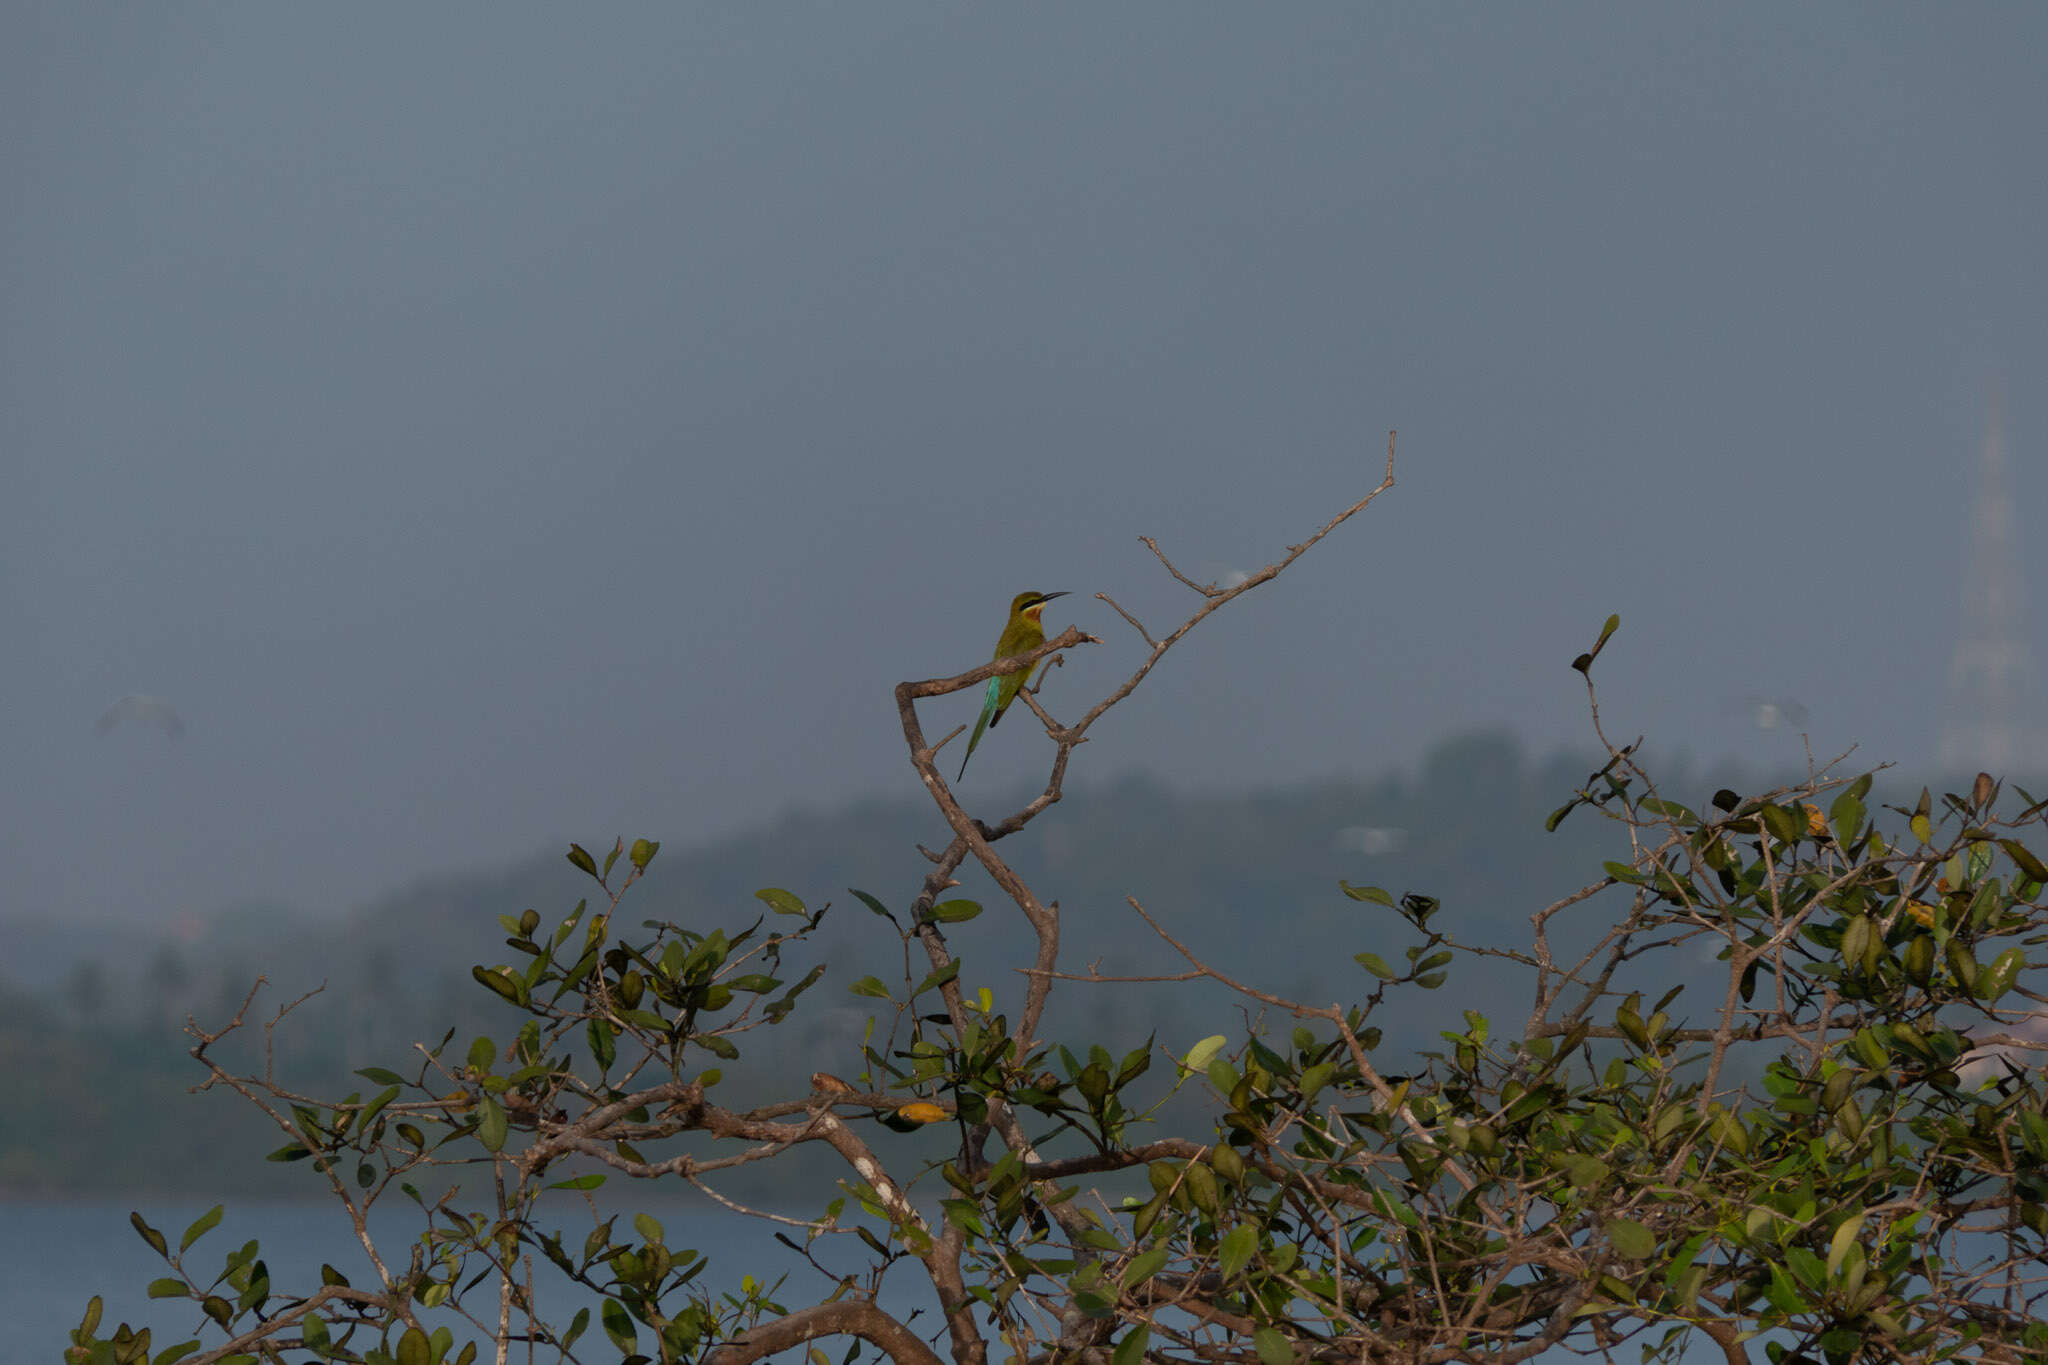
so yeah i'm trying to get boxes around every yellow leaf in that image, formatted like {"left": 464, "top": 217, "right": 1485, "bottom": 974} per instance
{"left": 895, "top": 1102, "right": 948, "bottom": 1125}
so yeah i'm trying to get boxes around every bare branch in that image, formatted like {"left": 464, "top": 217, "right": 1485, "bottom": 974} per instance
{"left": 709, "top": 1301, "right": 945, "bottom": 1365}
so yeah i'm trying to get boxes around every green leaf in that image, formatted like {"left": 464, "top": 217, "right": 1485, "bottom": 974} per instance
{"left": 356, "top": 1085, "right": 401, "bottom": 1133}
{"left": 2001, "top": 839, "right": 2048, "bottom": 883}
{"left": 131, "top": 1213, "right": 168, "bottom": 1258}
{"left": 1826, "top": 1212, "right": 1867, "bottom": 1280}
{"left": 1073, "top": 1230, "right": 1123, "bottom": 1258}
{"left": 1217, "top": 1223, "right": 1258, "bottom": 1280}
{"left": 1596, "top": 1273, "right": 1637, "bottom": 1304}
{"left": 301, "top": 1313, "right": 331, "bottom": 1350}
{"left": 1571, "top": 613, "right": 1621, "bottom": 674}
{"left": 1254, "top": 1326, "right": 1293, "bottom": 1365}
{"left": 1182, "top": 1035, "right": 1227, "bottom": 1076}
{"left": 548, "top": 1173, "right": 607, "bottom": 1191}
{"left": 1841, "top": 915, "right": 1873, "bottom": 975}
{"left": 912, "top": 961, "right": 961, "bottom": 997}
{"left": 2019, "top": 1110, "right": 2048, "bottom": 1163}
{"left": 588, "top": 1017, "right": 616, "bottom": 1070}
{"left": 1784, "top": 1245, "right": 1826, "bottom": 1293}
{"left": 1122, "top": 1245, "right": 1168, "bottom": 1287}
{"left": 471, "top": 965, "right": 525, "bottom": 1006}
{"left": 602, "top": 1298, "right": 638, "bottom": 1353}
{"left": 848, "top": 888, "right": 897, "bottom": 921}
{"left": 755, "top": 887, "right": 807, "bottom": 916}
{"left": 355, "top": 1067, "right": 406, "bottom": 1086}
{"left": 1354, "top": 952, "right": 1397, "bottom": 980}
{"left": 629, "top": 838, "right": 660, "bottom": 871}
{"left": 553, "top": 900, "right": 587, "bottom": 949}
{"left": 396, "top": 1326, "right": 430, "bottom": 1365}
{"left": 180, "top": 1205, "right": 223, "bottom": 1253}
{"left": 1339, "top": 881, "right": 1394, "bottom": 906}
{"left": 1981, "top": 945, "right": 2025, "bottom": 1001}
{"left": 1111, "top": 1325, "right": 1150, "bottom": 1365}
{"left": 1707, "top": 1107, "right": 1750, "bottom": 1156}
{"left": 477, "top": 1097, "right": 508, "bottom": 1153}
{"left": 1947, "top": 938, "right": 1981, "bottom": 994}
{"left": 467, "top": 1036, "right": 496, "bottom": 1073}
{"left": 566, "top": 844, "right": 598, "bottom": 877}
{"left": 634, "top": 1212, "right": 665, "bottom": 1245}
{"left": 849, "top": 976, "right": 892, "bottom": 1000}
{"left": 146, "top": 1277, "right": 188, "bottom": 1299}
{"left": 1760, "top": 804, "right": 1803, "bottom": 844}
{"left": 928, "top": 898, "right": 983, "bottom": 923}
{"left": 1829, "top": 791, "right": 1865, "bottom": 842}
{"left": 1607, "top": 1219, "right": 1654, "bottom": 1260}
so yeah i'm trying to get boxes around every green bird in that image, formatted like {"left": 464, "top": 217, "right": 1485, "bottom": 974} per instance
{"left": 957, "top": 591, "right": 1070, "bottom": 780}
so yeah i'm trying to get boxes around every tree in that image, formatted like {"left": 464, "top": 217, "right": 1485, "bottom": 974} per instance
{"left": 72, "top": 437, "right": 2048, "bottom": 1364}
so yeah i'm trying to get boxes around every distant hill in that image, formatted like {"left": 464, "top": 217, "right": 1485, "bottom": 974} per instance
{"left": 2, "top": 730, "right": 1853, "bottom": 1196}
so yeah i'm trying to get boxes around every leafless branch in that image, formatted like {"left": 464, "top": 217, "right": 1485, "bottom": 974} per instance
{"left": 709, "top": 1300, "right": 945, "bottom": 1365}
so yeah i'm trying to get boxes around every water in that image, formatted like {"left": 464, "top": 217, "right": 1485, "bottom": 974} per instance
{"left": 4, "top": 1198, "right": 889, "bottom": 1365}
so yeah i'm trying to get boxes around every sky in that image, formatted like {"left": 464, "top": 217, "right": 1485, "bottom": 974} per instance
{"left": 6, "top": 4, "right": 2047, "bottom": 931}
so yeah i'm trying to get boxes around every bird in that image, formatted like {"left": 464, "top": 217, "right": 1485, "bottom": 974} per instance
{"left": 94, "top": 695, "right": 186, "bottom": 739}
{"left": 957, "top": 591, "right": 1069, "bottom": 781}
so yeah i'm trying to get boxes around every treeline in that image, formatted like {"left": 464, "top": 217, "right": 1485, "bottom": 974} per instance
{"left": 4, "top": 730, "right": 1802, "bottom": 1196}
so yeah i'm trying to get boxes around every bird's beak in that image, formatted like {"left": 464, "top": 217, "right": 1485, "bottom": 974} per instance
{"left": 1036, "top": 591, "right": 1071, "bottom": 604}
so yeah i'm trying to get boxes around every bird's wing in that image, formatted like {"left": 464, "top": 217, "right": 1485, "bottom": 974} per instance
{"left": 988, "top": 667, "right": 1026, "bottom": 729}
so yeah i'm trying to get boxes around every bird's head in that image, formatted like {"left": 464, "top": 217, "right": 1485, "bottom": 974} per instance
{"left": 1012, "top": 590, "right": 1069, "bottom": 622}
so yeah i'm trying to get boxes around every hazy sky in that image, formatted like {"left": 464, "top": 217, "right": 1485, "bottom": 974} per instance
{"left": 6, "top": 5, "right": 2046, "bottom": 929}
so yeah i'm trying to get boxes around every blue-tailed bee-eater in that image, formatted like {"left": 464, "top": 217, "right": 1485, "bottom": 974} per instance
{"left": 956, "top": 591, "right": 1069, "bottom": 780}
